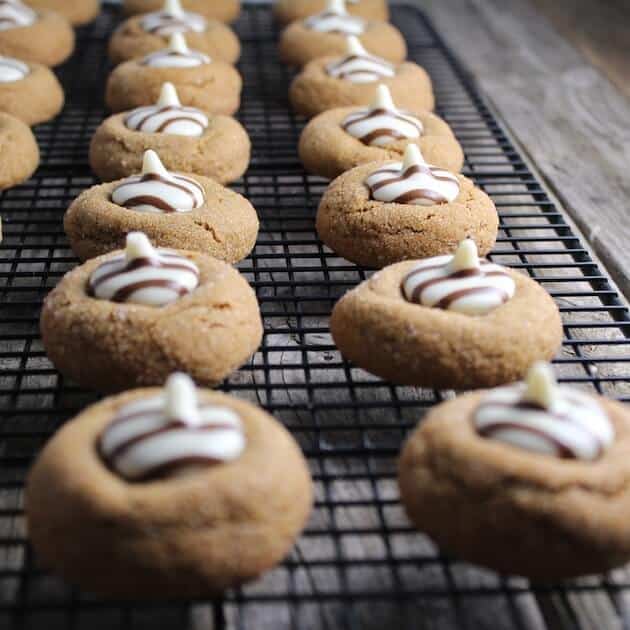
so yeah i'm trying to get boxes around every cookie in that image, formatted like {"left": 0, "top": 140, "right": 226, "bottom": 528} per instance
{"left": 274, "top": 0, "right": 388, "bottom": 24}
{"left": 279, "top": 0, "right": 406, "bottom": 67}
{"left": 123, "top": 0, "right": 240, "bottom": 23}
{"left": 331, "top": 239, "right": 562, "bottom": 389}
{"left": 91, "top": 83, "right": 249, "bottom": 184}
{"left": 0, "top": 1, "right": 74, "bottom": 67}
{"left": 0, "top": 55, "right": 63, "bottom": 125}
{"left": 300, "top": 84, "right": 462, "bottom": 179}
{"left": 25, "top": 0, "right": 100, "bottom": 25}
{"left": 41, "top": 232, "right": 263, "bottom": 392}
{"left": 290, "top": 36, "right": 433, "bottom": 118}
{"left": 26, "top": 372, "right": 312, "bottom": 597}
{"left": 317, "top": 145, "right": 498, "bottom": 268}
{"left": 66, "top": 150, "right": 258, "bottom": 262}
{"left": 0, "top": 111, "right": 39, "bottom": 190}
{"left": 398, "top": 362, "right": 630, "bottom": 579}
{"left": 109, "top": 0, "right": 240, "bottom": 66}
{"left": 106, "top": 33, "right": 242, "bottom": 115}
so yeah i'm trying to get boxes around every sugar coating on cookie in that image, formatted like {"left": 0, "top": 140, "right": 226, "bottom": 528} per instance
{"left": 88, "top": 232, "right": 200, "bottom": 306}
{"left": 365, "top": 144, "right": 460, "bottom": 205}
{"left": 401, "top": 239, "right": 515, "bottom": 315}
{"left": 0, "top": 55, "right": 28, "bottom": 82}
{"left": 99, "top": 373, "right": 246, "bottom": 481}
{"left": 342, "top": 84, "right": 423, "bottom": 147}
{"left": 326, "top": 36, "right": 395, "bottom": 83}
{"left": 140, "top": 0, "right": 207, "bottom": 37}
{"left": 111, "top": 149, "right": 206, "bottom": 213}
{"left": 125, "top": 82, "right": 208, "bottom": 137}
{"left": 304, "top": 0, "right": 365, "bottom": 35}
{"left": 0, "top": 0, "right": 36, "bottom": 31}
{"left": 140, "top": 32, "right": 211, "bottom": 67}
{"left": 473, "top": 362, "right": 614, "bottom": 460}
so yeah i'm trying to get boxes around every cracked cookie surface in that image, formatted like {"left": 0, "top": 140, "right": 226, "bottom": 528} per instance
{"left": 331, "top": 261, "right": 562, "bottom": 389}
{"left": 64, "top": 174, "right": 258, "bottom": 263}
{"left": 41, "top": 250, "right": 263, "bottom": 392}
{"left": 316, "top": 161, "right": 498, "bottom": 268}
{"left": 398, "top": 394, "right": 630, "bottom": 578}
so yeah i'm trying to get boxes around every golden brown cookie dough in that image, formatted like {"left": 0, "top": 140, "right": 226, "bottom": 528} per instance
{"left": 290, "top": 56, "right": 434, "bottom": 118}
{"left": 300, "top": 107, "right": 463, "bottom": 179}
{"left": 0, "top": 58, "right": 63, "bottom": 126}
{"left": 25, "top": 0, "right": 100, "bottom": 25}
{"left": 331, "top": 262, "right": 562, "bottom": 389}
{"left": 279, "top": 18, "right": 406, "bottom": 67}
{"left": 398, "top": 394, "right": 630, "bottom": 579}
{"left": 123, "top": 0, "right": 240, "bottom": 23}
{"left": 105, "top": 48, "right": 242, "bottom": 115}
{"left": 0, "top": 10, "right": 74, "bottom": 67}
{"left": 41, "top": 249, "right": 263, "bottom": 392}
{"left": 26, "top": 386, "right": 312, "bottom": 597}
{"left": 108, "top": 13, "right": 240, "bottom": 66}
{"left": 274, "top": 0, "right": 388, "bottom": 24}
{"left": 0, "top": 112, "right": 39, "bottom": 190}
{"left": 316, "top": 162, "right": 498, "bottom": 268}
{"left": 64, "top": 170, "right": 259, "bottom": 263}
{"left": 89, "top": 110, "right": 250, "bottom": 184}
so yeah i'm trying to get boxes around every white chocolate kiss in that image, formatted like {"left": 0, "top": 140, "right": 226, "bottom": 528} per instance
{"left": 0, "top": 0, "right": 36, "bottom": 32}
{"left": 474, "top": 363, "right": 614, "bottom": 461}
{"left": 125, "top": 83, "right": 208, "bottom": 137}
{"left": 99, "top": 373, "right": 245, "bottom": 481}
{"left": 141, "top": 33, "right": 210, "bottom": 68}
{"left": 327, "top": 36, "right": 395, "bottom": 84}
{"left": 402, "top": 239, "right": 516, "bottom": 316}
{"left": 365, "top": 144, "right": 460, "bottom": 205}
{"left": 0, "top": 55, "right": 28, "bottom": 82}
{"left": 88, "top": 232, "right": 200, "bottom": 307}
{"left": 304, "top": 0, "right": 365, "bottom": 35}
{"left": 342, "top": 85, "right": 423, "bottom": 147}
{"left": 111, "top": 150, "right": 205, "bottom": 214}
{"left": 140, "top": 0, "right": 207, "bottom": 37}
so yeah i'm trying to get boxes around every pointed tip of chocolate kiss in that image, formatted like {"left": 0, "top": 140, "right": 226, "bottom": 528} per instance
{"left": 125, "top": 231, "right": 156, "bottom": 261}
{"left": 524, "top": 362, "right": 557, "bottom": 410}
{"left": 327, "top": 0, "right": 348, "bottom": 15}
{"left": 165, "top": 372, "right": 200, "bottom": 425}
{"left": 163, "top": 0, "right": 184, "bottom": 17}
{"left": 346, "top": 35, "right": 367, "bottom": 56}
{"left": 449, "top": 239, "right": 480, "bottom": 273}
{"left": 371, "top": 84, "right": 396, "bottom": 111}
{"left": 157, "top": 82, "right": 180, "bottom": 107}
{"left": 168, "top": 32, "right": 189, "bottom": 54}
{"left": 142, "top": 149, "right": 170, "bottom": 178}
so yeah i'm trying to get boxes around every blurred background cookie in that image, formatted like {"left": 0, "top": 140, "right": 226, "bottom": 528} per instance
{"left": 106, "top": 34, "right": 242, "bottom": 114}
{"left": 0, "top": 0, "right": 74, "bottom": 67}
{"left": 108, "top": 0, "right": 240, "bottom": 65}
{"left": 289, "top": 36, "right": 433, "bottom": 117}
{"left": 274, "top": 0, "right": 388, "bottom": 25}
{"left": 91, "top": 82, "right": 250, "bottom": 183}
{"left": 279, "top": 0, "right": 405, "bottom": 67}
{"left": 0, "top": 55, "right": 63, "bottom": 125}
{"left": 299, "top": 84, "right": 461, "bottom": 179}
{"left": 0, "top": 111, "right": 39, "bottom": 190}
{"left": 124, "top": 0, "right": 240, "bottom": 23}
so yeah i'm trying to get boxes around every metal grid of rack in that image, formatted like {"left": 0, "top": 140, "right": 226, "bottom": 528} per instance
{"left": 1, "top": 3, "right": 630, "bottom": 629}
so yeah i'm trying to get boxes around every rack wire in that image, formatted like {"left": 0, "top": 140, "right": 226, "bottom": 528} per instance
{"left": 1, "top": 3, "right": 630, "bottom": 629}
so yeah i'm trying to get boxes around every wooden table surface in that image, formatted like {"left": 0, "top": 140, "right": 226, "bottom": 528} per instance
{"left": 421, "top": 0, "right": 630, "bottom": 299}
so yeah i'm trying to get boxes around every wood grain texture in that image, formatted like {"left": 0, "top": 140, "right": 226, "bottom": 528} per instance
{"left": 530, "top": 0, "right": 630, "bottom": 101}
{"left": 421, "top": 0, "right": 630, "bottom": 299}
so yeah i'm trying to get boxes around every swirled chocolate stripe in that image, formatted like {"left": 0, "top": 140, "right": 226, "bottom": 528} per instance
{"left": 88, "top": 250, "right": 200, "bottom": 305}
{"left": 125, "top": 104, "right": 208, "bottom": 136}
{"left": 99, "top": 395, "right": 245, "bottom": 481}
{"left": 112, "top": 172, "right": 205, "bottom": 214}
{"left": 342, "top": 107, "right": 422, "bottom": 146}
{"left": 474, "top": 388, "right": 611, "bottom": 460}
{"left": 141, "top": 11, "right": 206, "bottom": 37}
{"left": 367, "top": 163, "right": 459, "bottom": 205}
{"left": 327, "top": 54, "right": 395, "bottom": 83}
{"left": 304, "top": 11, "right": 365, "bottom": 35}
{"left": 141, "top": 49, "right": 209, "bottom": 67}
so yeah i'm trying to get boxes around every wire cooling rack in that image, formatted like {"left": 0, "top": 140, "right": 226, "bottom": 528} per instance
{"left": 2, "top": 3, "right": 630, "bottom": 629}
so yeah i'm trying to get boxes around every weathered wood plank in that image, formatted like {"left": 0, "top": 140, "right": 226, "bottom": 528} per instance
{"left": 421, "top": 0, "right": 630, "bottom": 300}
